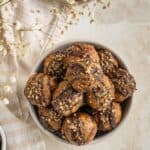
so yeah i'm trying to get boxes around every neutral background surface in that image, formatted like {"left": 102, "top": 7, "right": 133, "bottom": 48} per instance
{"left": 43, "top": 20, "right": 150, "bottom": 150}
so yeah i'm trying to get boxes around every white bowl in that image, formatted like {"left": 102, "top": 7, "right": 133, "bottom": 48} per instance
{"left": 0, "top": 126, "right": 6, "bottom": 150}
{"left": 26, "top": 40, "right": 132, "bottom": 145}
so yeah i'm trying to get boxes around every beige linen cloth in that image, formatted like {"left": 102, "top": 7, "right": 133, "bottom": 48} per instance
{"left": 0, "top": 0, "right": 150, "bottom": 150}
{"left": 0, "top": 0, "right": 68, "bottom": 149}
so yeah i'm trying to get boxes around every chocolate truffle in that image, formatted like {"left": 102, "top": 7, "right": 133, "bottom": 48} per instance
{"left": 43, "top": 51, "right": 66, "bottom": 81}
{"left": 65, "top": 61, "right": 102, "bottom": 92}
{"left": 24, "top": 73, "right": 56, "bottom": 107}
{"left": 87, "top": 75, "right": 115, "bottom": 112}
{"left": 53, "top": 80, "right": 70, "bottom": 99}
{"left": 64, "top": 43, "right": 103, "bottom": 92}
{"left": 61, "top": 113, "right": 97, "bottom": 145}
{"left": 98, "top": 49, "right": 118, "bottom": 78}
{"left": 93, "top": 102, "right": 122, "bottom": 132}
{"left": 112, "top": 68, "right": 136, "bottom": 102}
{"left": 65, "top": 43, "right": 100, "bottom": 64}
{"left": 38, "top": 107, "right": 62, "bottom": 131}
{"left": 52, "top": 81, "right": 83, "bottom": 116}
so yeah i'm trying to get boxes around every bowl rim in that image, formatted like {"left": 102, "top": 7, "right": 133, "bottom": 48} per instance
{"left": 0, "top": 126, "right": 6, "bottom": 150}
{"left": 26, "top": 39, "right": 133, "bottom": 146}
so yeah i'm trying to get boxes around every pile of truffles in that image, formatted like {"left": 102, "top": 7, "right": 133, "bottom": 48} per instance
{"left": 24, "top": 43, "right": 136, "bottom": 145}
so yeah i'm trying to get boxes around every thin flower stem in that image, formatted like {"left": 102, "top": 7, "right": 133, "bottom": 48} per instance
{"left": 0, "top": 0, "right": 11, "bottom": 7}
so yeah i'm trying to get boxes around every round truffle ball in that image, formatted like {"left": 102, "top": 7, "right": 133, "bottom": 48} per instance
{"left": 43, "top": 51, "right": 66, "bottom": 81}
{"left": 38, "top": 107, "right": 63, "bottom": 131}
{"left": 93, "top": 102, "right": 122, "bottom": 132}
{"left": 62, "top": 113, "right": 97, "bottom": 145}
{"left": 64, "top": 43, "right": 103, "bottom": 92}
{"left": 98, "top": 49, "right": 118, "bottom": 78}
{"left": 65, "top": 61, "right": 102, "bottom": 92}
{"left": 53, "top": 80, "right": 70, "bottom": 99}
{"left": 24, "top": 73, "right": 56, "bottom": 107}
{"left": 52, "top": 81, "right": 83, "bottom": 116}
{"left": 87, "top": 75, "right": 115, "bottom": 112}
{"left": 112, "top": 68, "right": 136, "bottom": 102}
{"left": 65, "top": 43, "right": 100, "bottom": 64}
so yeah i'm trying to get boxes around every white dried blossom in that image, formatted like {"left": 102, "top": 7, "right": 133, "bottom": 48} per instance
{"left": 3, "top": 98, "right": 9, "bottom": 105}
{"left": 9, "top": 75, "right": 16, "bottom": 83}
{"left": 0, "top": 96, "right": 9, "bottom": 105}
{"left": 65, "top": 0, "right": 76, "bottom": 5}
{"left": 2, "top": 49, "right": 7, "bottom": 56}
{"left": 0, "top": 45, "right": 3, "bottom": 51}
{"left": 65, "top": 0, "right": 88, "bottom": 4}
{"left": 14, "top": 20, "right": 23, "bottom": 30}
{"left": 3, "top": 85, "right": 13, "bottom": 93}
{"left": 0, "top": 43, "right": 8, "bottom": 56}
{"left": 12, "top": 2, "right": 18, "bottom": 9}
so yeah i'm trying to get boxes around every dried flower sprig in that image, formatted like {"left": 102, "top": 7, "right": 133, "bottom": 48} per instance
{"left": 65, "top": 0, "right": 88, "bottom": 5}
{"left": 0, "top": 0, "right": 11, "bottom": 7}
{"left": 57, "top": 0, "right": 111, "bottom": 35}
{"left": 0, "top": 96, "right": 9, "bottom": 105}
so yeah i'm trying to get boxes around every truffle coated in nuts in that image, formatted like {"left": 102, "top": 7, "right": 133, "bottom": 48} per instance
{"left": 65, "top": 43, "right": 100, "bottom": 64}
{"left": 65, "top": 61, "right": 103, "bottom": 92}
{"left": 53, "top": 80, "right": 70, "bottom": 99}
{"left": 87, "top": 75, "right": 115, "bottom": 112}
{"left": 52, "top": 81, "right": 83, "bottom": 116}
{"left": 112, "top": 68, "right": 136, "bottom": 102}
{"left": 98, "top": 49, "right": 118, "bottom": 78}
{"left": 38, "top": 107, "right": 62, "bottom": 131}
{"left": 93, "top": 102, "right": 122, "bottom": 132}
{"left": 61, "top": 112, "right": 97, "bottom": 145}
{"left": 43, "top": 51, "right": 67, "bottom": 80}
{"left": 24, "top": 73, "right": 54, "bottom": 107}
{"left": 110, "top": 102, "right": 122, "bottom": 128}
{"left": 64, "top": 43, "right": 103, "bottom": 92}
{"left": 48, "top": 77, "right": 58, "bottom": 91}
